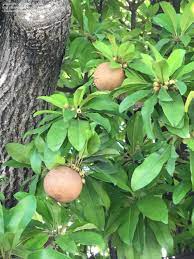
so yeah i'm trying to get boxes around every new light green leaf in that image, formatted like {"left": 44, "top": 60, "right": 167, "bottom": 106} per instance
{"left": 167, "top": 49, "right": 185, "bottom": 76}
{"left": 180, "top": 2, "right": 194, "bottom": 34}
{"left": 160, "top": 2, "right": 178, "bottom": 34}
{"left": 152, "top": 60, "right": 169, "bottom": 83}
{"left": 131, "top": 146, "right": 170, "bottom": 191}
{"left": 137, "top": 196, "right": 168, "bottom": 224}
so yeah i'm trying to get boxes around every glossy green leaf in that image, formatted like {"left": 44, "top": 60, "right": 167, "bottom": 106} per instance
{"left": 119, "top": 90, "right": 151, "bottom": 113}
{"left": 149, "top": 221, "right": 174, "bottom": 254}
{"left": 71, "top": 231, "right": 105, "bottom": 249}
{"left": 137, "top": 196, "right": 168, "bottom": 224}
{"left": 7, "top": 195, "right": 36, "bottom": 238}
{"left": 55, "top": 234, "right": 78, "bottom": 254}
{"left": 131, "top": 145, "right": 170, "bottom": 191}
{"left": 118, "top": 206, "right": 139, "bottom": 244}
{"left": 141, "top": 95, "right": 157, "bottom": 140}
{"left": 87, "top": 112, "right": 111, "bottom": 132}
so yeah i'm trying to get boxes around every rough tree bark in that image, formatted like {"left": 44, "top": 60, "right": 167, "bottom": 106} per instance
{"left": 0, "top": 0, "right": 71, "bottom": 205}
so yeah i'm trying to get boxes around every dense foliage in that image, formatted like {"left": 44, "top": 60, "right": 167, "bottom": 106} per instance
{"left": 1, "top": 0, "right": 194, "bottom": 258}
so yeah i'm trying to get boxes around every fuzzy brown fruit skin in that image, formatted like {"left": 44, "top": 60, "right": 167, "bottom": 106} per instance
{"left": 93, "top": 62, "right": 125, "bottom": 91}
{"left": 43, "top": 166, "right": 83, "bottom": 203}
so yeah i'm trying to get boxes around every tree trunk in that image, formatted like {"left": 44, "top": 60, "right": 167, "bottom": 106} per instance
{"left": 0, "top": 0, "right": 71, "bottom": 205}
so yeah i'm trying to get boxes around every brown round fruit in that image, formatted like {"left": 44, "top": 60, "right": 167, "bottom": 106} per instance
{"left": 93, "top": 62, "right": 125, "bottom": 91}
{"left": 43, "top": 166, "right": 83, "bottom": 203}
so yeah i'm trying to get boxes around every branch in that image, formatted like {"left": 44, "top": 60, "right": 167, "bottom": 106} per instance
{"left": 108, "top": 239, "right": 118, "bottom": 259}
{"left": 127, "top": 0, "right": 144, "bottom": 30}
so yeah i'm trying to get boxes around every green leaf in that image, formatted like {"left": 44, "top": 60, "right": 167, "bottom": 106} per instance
{"left": 87, "top": 133, "right": 101, "bottom": 155}
{"left": 43, "top": 146, "right": 65, "bottom": 170}
{"left": 166, "top": 115, "right": 190, "bottom": 138}
{"left": 160, "top": 94, "right": 185, "bottom": 127}
{"left": 160, "top": 2, "right": 178, "bottom": 34}
{"left": 149, "top": 221, "right": 174, "bottom": 254}
{"left": 173, "top": 181, "right": 191, "bottom": 205}
{"left": 152, "top": 60, "right": 169, "bottom": 83}
{"left": 86, "top": 112, "right": 111, "bottom": 132}
{"left": 68, "top": 120, "right": 91, "bottom": 151}
{"left": 118, "top": 206, "right": 139, "bottom": 244}
{"left": 176, "top": 81, "right": 187, "bottom": 95}
{"left": 84, "top": 95, "right": 119, "bottom": 112}
{"left": 79, "top": 181, "right": 105, "bottom": 230}
{"left": 0, "top": 203, "right": 4, "bottom": 234}
{"left": 70, "top": 231, "right": 105, "bottom": 250}
{"left": 190, "top": 150, "right": 194, "bottom": 190}
{"left": 118, "top": 42, "right": 135, "bottom": 60}
{"left": 7, "top": 195, "right": 36, "bottom": 239}
{"left": 30, "top": 150, "right": 42, "bottom": 175}
{"left": 33, "top": 110, "right": 62, "bottom": 117}
{"left": 131, "top": 145, "right": 170, "bottom": 191}
{"left": 28, "top": 248, "right": 70, "bottom": 259}
{"left": 166, "top": 145, "right": 178, "bottom": 176}
{"left": 93, "top": 41, "right": 113, "bottom": 60}
{"left": 73, "top": 84, "right": 88, "bottom": 108}
{"left": 167, "top": 49, "right": 185, "bottom": 76}
{"left": 141, "top": 95, "right": 157, "bottom": 140}
{"left": 6, "top": 143, "right": 33, "bottom": 164}
{"left": 23, "top": 232, "right": 49, "bottom": 250}
{"left": 2, "top": 160, "right": 30, "bottom": 169}
{"left": 147, "top": 43, "right": 163, "bottom": 62}
{"left": 47, "top": 119, "right": 68, "bottom": 151}
{"left": 38, "top": 94, "right": 68, "bottom": 108}
{"left": 176, "top": 61, "right": 194, "bottom": 79}
{"left": 71, "top": 0, "right": 83, "bottom": 29}
{"left": 158, "top": 88, "right": 173, "bottom": 102}
{"left": 180, "top": 2, "right": 194, "bottom": 34}
{"left": 137, "top": 196, "right": 168, "bottom": 224}
{"left": 153, "top": 13, "right": 174, "bottom": 33}
{"left": 91, "top": 180, "right": 110, "bottom": 210}
{"left": 127, "top": 111, "right": 145, "bottom": 152}
{"left": 119, "top": 90, "right": 151, "bottom": 113}
{"left": 55, "top": 234, "right": 78, "bottom": 254}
